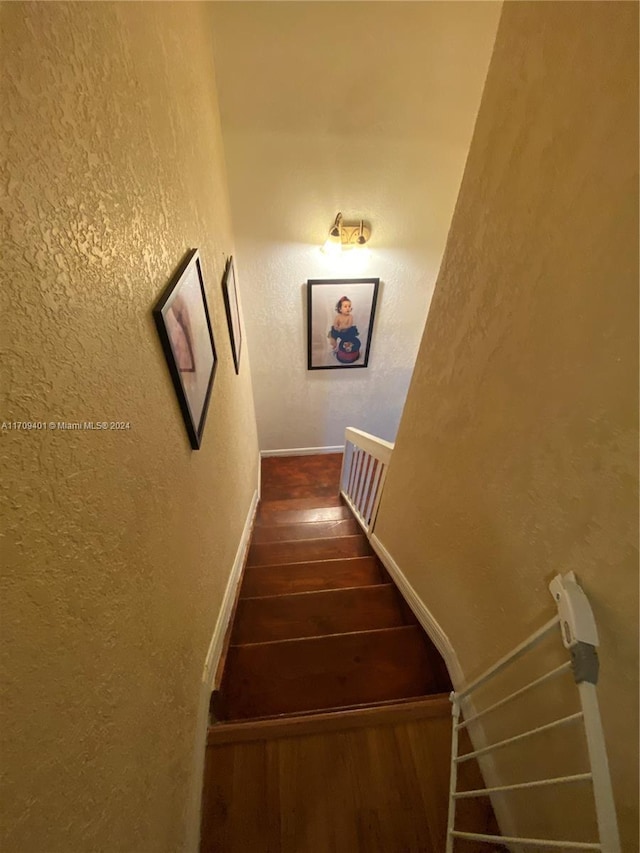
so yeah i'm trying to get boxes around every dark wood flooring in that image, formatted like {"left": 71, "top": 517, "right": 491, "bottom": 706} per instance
{"left": 201, "top": 454, "right": 500, "bottom": 851}
{"left": 202, "top": 703, "right": 503, "bottom": 853}
{"left": 259, "top": 453, "right": 343, "bottom": 502}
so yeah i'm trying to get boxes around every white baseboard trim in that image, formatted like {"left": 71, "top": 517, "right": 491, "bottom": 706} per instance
{"left": 369, "top": 532, "right": 519, "bottom": 846}
{"left": 257, "top": 450, "right": 262, "bottom": 500}
{"left": 260, "top": 445, "right": 344, "bottom": 457}
{"left": 184, "top": 487, "right": 259, "bottom": 853}
{"left": 202, "top": 488, "right": 259, "bottom": 690}
{"left": 369, "top": 533, "right": 464, "bottom": 687}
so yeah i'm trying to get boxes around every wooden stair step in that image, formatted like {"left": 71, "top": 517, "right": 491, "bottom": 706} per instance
{"left": 208, "top": 694, "right": 452, "bottom": 744}
{"left": 232, "top": 584, "right": 409, "bottom": 644}
{"left": 255, "top": 504, "right": 352, "bottom": 527}
{"left": 248, "top": 534, "right": 371, "bottom": 567}
{"left": 251, "top": 517, "right": 359, "bottom": 544}
{"left": 219, "top": 625, "right": 449, "bottom": 720}
{"left": 240, "top": 556, "right": 384, "bottom": 597}
{"left": 257, "top": 495, "right": 344, "bottom": 516}
{"left": 260, "top": 454, "right": 343, "bottom": 502}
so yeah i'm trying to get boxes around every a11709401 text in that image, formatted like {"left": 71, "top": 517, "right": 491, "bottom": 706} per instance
{"left": 2, "top": 421, "right": 132, "bottom": 431}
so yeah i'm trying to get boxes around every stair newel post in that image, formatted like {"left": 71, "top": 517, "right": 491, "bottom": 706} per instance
{"left": 446, "top": 693, "right": 461, "bottom": 853}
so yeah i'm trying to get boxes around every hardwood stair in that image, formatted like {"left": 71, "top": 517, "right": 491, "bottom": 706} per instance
{"left": 247, "top": 533, "right": 372, "bottom": 567}
{"left": 233, "top": 583, "right": 408, "bottom": 643}
{"left": 255, "top": 503, "right": 352, "bottom": 526}
{"left": 203, "top": 455, "right": 501, "bottom": 852}
{"left": 254, "top": 494, "right": 345, "bottom": 517}
{"left": 214, "top": 496, "right": 452, "bottom": 723}
{"left": 241, "top": 556, "right": 384, "bottom": 597}
{"left": 220, "top": 625, "right": 447, "bottom": 719}
{"left": 251, "top": 517, "right": 360, "bottom": 543}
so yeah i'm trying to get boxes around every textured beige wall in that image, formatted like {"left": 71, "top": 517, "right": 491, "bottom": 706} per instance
{"left": 375, "top": 1, "right": 638, "bottom": 847}
{"left": 1, "top": 3, "right": 258, "bottom": 851}
{"left": 211, "top": 1, "right": 501, "bottom": 449}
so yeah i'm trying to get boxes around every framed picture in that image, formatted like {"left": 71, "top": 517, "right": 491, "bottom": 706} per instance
{"left": 153, "top": 249, "right": 217, "bottom": 449}
{"left": 307, "top": 278, "right": 380, "bottom": 370}
{"left": 221, "top": 256, "right": 242, "bottom": 374}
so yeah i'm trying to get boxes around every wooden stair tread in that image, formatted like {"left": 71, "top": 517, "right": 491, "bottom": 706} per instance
{"left": 240, "top": 556, "right": 384, "bottom": 597}
{"left": 232, "top": 583, "right": 410, "bottom": 644}
{"left": 248, "top": 534, "right": 372, "bottom": 567}
{"left": 255, "top": 504, "right": 352, "bottom": 527}
{"left": 257, "top": 495, "right": 344, "bottom": 515}
{"left": 219, "top": 625, "right": 449, "bottom": 720}
{"left": 259, "top": 454, "right": 343, "bottom": 502}
{"left": 208, "top": 694, "right": 452, "bottom": 744}
{"left": 251, "top": 517, "right": 359, "bottom": 544}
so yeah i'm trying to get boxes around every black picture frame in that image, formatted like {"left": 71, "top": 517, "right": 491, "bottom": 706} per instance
{"left": 221, "top": 256, "right": 242, "bottom": 375}
{"left": 153, "top": 249, "right": 217, "bottom": 449}
{"left": 307, "top": 278, "right": 380, "bottom": 370}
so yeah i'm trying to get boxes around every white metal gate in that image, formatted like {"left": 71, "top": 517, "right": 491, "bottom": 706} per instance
{"left": 446, "top": 572, "right": 620, "bottom": 852}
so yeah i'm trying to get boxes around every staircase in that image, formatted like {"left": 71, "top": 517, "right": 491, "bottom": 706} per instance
{"left": 214, "top": 459, "right": 451, "bottom": 722}
{"left": 201, "top": 454, "right": 500, "bottom": 852}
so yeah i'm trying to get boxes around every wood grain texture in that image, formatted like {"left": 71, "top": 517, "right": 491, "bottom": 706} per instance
{"left": 255, "top": 504, "right": 352, "bottom": 526}
{"left": 257, "top": 495, "right": 345, "bottom": 516}
{"left": 220, "top": 626, "right": 450, "bottom": 720}
{"left": 232, "top": 584, "right": 411, "bottom": 644}
{"left": 240, "top": 556, "right": 384, "bottom": 597}
{"left": 248, "top": 534, "right": 372, "bottom": 566}
{"left": 201, "top": 707, "right": 501, "bottom": 852}
{"left": 260, "top": 454, "right": 343, "bottom": 502}
{"left": 251, "top": 517, "right": 360, "bottom": 544}
{"left": 203, "top": 453, "right": 500, "bottom": 850}
{"left": 208, "top": 695, "right": 452, "bottom": 744}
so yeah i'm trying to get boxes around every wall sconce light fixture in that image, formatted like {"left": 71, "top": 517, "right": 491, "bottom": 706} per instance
{"left": 322, "top": 212, "right": 371, "bottom": 255}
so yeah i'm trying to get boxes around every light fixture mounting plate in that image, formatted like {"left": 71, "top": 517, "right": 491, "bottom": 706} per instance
{"left": 340, "top": 220, "right": 371, "bottom": 247}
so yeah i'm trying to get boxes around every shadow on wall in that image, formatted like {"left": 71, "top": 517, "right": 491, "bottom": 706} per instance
{"left": 306, "top": 365, "right": 415, "bottom": 448}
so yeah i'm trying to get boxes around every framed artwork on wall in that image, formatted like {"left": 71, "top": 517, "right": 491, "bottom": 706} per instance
{"left": 307, "top": 278, "right": 380, "bottom": 370}
{"left": 153, "top": 249, "right": 217, "bottom": 449}
{"left": 221, "top": 256, "right": 242, "bottom": 374}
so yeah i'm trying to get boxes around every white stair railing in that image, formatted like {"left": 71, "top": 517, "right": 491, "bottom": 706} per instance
{"left": 446, "top": 572, "right": 620, "bottom": 853}
{"left": 339, "top": 427, "right": 394, "bottom": 538}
